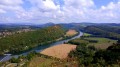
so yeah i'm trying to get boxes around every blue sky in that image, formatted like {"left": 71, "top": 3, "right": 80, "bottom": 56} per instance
{"left": 0, "top": 0, "right": 120, "bottom": 24}
{"left": 94, "top": 0, "right": 118, "bottom": 8}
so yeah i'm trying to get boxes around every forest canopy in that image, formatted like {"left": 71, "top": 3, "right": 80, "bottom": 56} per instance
{"left": 0, "top": 25, "right": 65, "bottom": 55}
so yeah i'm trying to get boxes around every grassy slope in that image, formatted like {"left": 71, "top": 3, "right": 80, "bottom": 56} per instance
{"left": 27, "top": 56, "right": 55, "bottom": 67}
{"left": 27, "top": 56, "right": 78, "bottom": 67}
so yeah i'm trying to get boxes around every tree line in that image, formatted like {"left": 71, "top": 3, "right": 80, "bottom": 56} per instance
{"left": 83, "top": 26, "right": 120, "bottom": 40}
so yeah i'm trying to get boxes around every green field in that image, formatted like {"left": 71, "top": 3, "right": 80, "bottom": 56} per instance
{"left": 84, "top": 37, "right": 117, "bottom": 49}
{"left": 83, "top": 33, "right": 91, "bottom": 36}
{"left": 68, "top": 36, "right": 117, "bottom": 49}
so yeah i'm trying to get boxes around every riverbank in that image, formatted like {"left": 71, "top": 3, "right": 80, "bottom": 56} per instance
{"left": 0, "top": 31, "right": 83, "bottom": 67}
{"left": 9, "top": 29, "right": 78, "bottom": 55}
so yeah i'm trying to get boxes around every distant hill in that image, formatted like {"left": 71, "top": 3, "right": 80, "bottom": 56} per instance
{"left": 41, "top": 22, "right": 55, "bottom": 27}
{"left": 0, "top": 22, "right": 56, "bottom": 32}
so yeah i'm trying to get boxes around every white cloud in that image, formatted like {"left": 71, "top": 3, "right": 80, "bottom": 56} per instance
{"left": 0, "top": 0, "right": 23, "bottom": 6}
{"left": 64, "top": 0, "right": 94, "bottom": 8}
{"left": 0, "top": 9, "right": 6, "bottom": 13}
{"left": 88, "top": 1, "right": 120, "bottom": 23}
{"left": 0, "top": 0, "right": 120, "bottom": 23}
{"left": 43, "top": 0, "right": 59, "bottom": 10}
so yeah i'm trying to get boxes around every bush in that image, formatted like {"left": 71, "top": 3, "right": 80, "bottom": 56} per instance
{"left": 10, "top": 57, "right": 20, "bottom": 63}
{"left": 88, "top": 46, "right": 96, "bottom": 51}
{"left": 68, "top": 43, "right": 96, "bottom": 66}
{"left": 68, "top": 38, "right": 89, "bottom": 45}
{"left": 26, "top": 51, "right": 37, "bottom": 60}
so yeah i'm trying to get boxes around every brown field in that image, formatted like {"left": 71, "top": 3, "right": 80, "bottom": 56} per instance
{"left": 66, "top": 30, "right": 78, "bottom": 36}
{"left": 40, "top": 44, "right": 76, "bottom": 59}
{"left": 93, "top": 43, "right": 114, "bottom": 49}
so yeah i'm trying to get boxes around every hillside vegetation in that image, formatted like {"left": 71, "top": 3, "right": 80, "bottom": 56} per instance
{"left": 84, "top": 26, "right": 120, "bottom": 40}
{"left": 0, "top": 25, "right": 65, "bottom": 55}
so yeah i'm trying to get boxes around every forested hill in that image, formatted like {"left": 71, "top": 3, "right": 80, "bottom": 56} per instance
{"left": 84, "top": 26, "right": 120, "bottom": 40}
{"left": 0, "top": 25, "right": 65, "bottom": 55}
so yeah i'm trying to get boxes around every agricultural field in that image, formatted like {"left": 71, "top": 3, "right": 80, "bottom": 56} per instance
{"left": 65, "top": 30, "right": 78, "bottom": 36}
{"left": 83, "top": 33, "right": 91, "bottom": 36}
{"left": 68, "top": 36, "right": 117, "bottom": 49}
{"left": 84, "top": 37, "right": 117, "bottom": 49}
{"left": 40, "top": 44, "right": 76, "bottom": 59}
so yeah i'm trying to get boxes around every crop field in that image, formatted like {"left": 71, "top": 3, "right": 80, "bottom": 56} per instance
{"left": 40, "top": 44, "right": 76, "bottom": 59}
{"left": 84, "top": 37, "right": 117, "bottom": 49}
{"left": 66, "top": 30, "right": 78, "bottom": 36}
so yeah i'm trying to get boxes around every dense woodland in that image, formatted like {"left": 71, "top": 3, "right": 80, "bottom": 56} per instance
{"left": 0, "top": 25, "right": 65, "bottom": 55}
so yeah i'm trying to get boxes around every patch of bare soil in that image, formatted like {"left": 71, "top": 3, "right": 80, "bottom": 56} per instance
{"left": 66, "top": 30, "right": 78, "bottom": 36}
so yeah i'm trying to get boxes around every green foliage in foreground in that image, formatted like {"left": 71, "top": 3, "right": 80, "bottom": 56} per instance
{"left": 69, "top": 44, "right": 96, "bottom": 66}
{"left": 0, "top": 25, "right": 65, "bottom": 54}
{"left": 94, "top": 43, "right": 120, "bottom": 66}
{"left": 10, "top": 51, "right": 37, "bottom": 63}
{"left": 68, "top": 38, "right": 120, "bottom": 67}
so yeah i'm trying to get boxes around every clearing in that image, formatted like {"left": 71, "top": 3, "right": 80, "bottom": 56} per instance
{"left": 66, "top": 30, "right": 78, "bottom": 36}
{"left": 84, "top": 37, "right": 117, "bottom": 49}
{"left": 83, "top": 33, "right": 91, "bottom": 36}
{"left": 40, "top": 44, "right": 76, "bottom": 59}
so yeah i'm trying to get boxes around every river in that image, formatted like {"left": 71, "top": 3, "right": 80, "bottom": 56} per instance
{"left": 0, "top": 31, "right": 83, "bottom": 62}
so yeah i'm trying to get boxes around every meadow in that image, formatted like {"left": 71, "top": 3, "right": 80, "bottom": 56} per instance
{"left": 84, "top": 37, "right": 117, "bottom": 49}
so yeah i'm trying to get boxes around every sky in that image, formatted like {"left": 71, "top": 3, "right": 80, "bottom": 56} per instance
{"left": 0, "top": 0, "right": 120, "bottom": 24}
